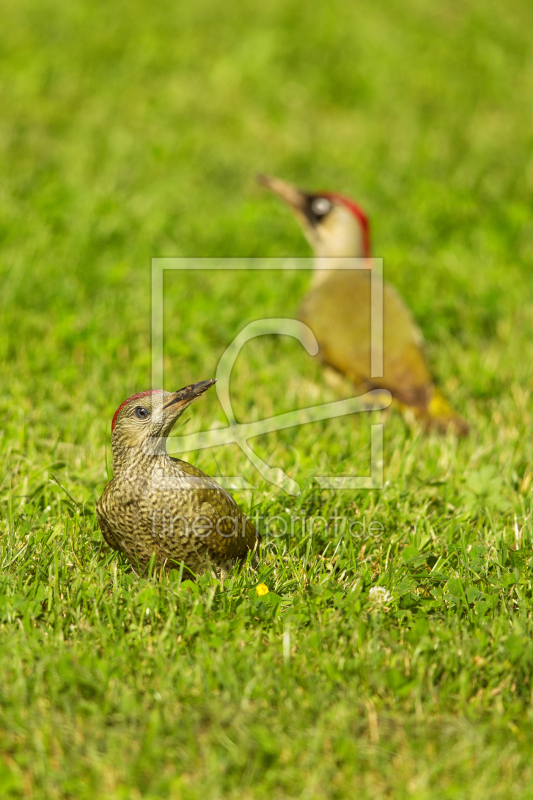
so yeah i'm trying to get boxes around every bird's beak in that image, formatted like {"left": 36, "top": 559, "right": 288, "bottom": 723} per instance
{"left": 163, "top": 379, "right": 216, "bottom": 414}
{"left": 256, "top": 174, "right": 307, "bottom": 213}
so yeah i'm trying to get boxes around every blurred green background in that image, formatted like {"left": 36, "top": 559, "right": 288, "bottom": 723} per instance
{"left": 1, "top": 0, "right": 533, "bottom": 797}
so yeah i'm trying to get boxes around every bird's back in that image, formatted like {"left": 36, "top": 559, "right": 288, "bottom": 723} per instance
{"left": 299, "top": 269, "right": 434, "bottom": 408}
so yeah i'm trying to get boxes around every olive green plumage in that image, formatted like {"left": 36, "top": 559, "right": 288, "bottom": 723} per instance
{"left": 298, "top": 268, "right": 468, "bottom": 434}
{"left": 96, "top": 381, "right": 260, "bottom": 575}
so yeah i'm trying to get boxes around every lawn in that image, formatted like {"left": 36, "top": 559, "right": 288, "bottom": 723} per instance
{"left": 1, "top": 0, "right": 533, "bottom": 796}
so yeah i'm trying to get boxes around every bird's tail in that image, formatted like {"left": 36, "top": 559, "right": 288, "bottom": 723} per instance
{"left": 421, "top": 388, "right": 469, "bottom": 436}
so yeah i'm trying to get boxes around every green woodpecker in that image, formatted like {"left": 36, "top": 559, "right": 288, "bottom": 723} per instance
{"left": 96, "top": 380, "right": 260, "bottom": 575}
{"left": 258, "top": 174, "right": 468, "bottom": 435}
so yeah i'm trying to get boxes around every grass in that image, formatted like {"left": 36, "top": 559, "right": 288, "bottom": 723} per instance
{"left": 1, "top": 0, "right": 533, "bottom": 796}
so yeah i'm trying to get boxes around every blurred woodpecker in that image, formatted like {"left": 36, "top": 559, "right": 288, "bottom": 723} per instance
{"left": 97, "top": 380, "right": 260, "bottom": 576}
{"left": 258, "top": 174, "right": 468, "bottom": 435}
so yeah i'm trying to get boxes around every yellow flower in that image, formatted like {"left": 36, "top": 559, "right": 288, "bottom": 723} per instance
{"left": 256, "top": 583, "right": 269, "bottom": 597}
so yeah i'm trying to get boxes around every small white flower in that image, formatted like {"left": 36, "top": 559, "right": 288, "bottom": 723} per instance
{"left": 368, "top": 586, "right": 392, "bottom": 607}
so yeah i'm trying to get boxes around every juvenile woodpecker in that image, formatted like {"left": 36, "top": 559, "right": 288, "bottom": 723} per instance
{"left": 258, "top": 174, "right": 468, "bottom": 435}
{"left": 96, "top": 380, "right": 260, "bottom": 575}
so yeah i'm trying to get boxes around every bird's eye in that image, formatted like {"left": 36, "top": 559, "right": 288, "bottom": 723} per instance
{"left": 311, "top": 197, "right": 332, "bottom": 217}
{"left": 135, "top": 406, "right": 149, "bottom": 420}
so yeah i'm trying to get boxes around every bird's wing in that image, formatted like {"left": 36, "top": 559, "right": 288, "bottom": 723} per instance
{"left": 169, "top": 459, "right": 260, "bottom": 559}
{"left": 299, "top": 270, "right": 434, "bottom": 408}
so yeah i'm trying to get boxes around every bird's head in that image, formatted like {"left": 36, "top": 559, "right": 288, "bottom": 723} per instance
{"left": 110, "top": 380, "right": 216, "bottom": 464}
{"left": 257, "top": 174, "right": 371, "bottom": 260}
